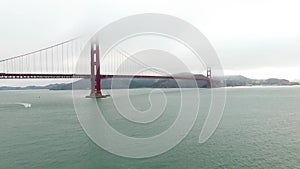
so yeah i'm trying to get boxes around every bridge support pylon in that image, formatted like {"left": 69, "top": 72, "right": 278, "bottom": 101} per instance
{"left": 87, "top": 40, "right": 109, "bottom": 98}
{"left": 207, "top": 67, "right": 212, "bottom": 88}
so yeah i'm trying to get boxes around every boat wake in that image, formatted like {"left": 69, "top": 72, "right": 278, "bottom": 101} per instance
{"left": 0, "top": 102, "right": 32, "bottom": 108}
{"left": 15, "top": 102, "right": 32, "bottom": 108}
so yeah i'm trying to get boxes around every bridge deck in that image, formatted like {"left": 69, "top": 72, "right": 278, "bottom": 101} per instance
{"left": 0, "top": 73, "right": 209, "bottom": 80}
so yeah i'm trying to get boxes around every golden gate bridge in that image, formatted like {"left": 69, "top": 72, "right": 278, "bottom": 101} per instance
{"left": 0, "top": 38, "right": 211, "bottom": 98}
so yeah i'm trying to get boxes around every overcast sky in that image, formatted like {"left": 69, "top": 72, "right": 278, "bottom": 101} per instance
{"left": 1, "top": 0, "right": 300, "bottom": 86}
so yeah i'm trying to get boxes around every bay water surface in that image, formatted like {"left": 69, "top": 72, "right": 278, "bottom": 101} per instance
{"left": 0, "top": 87, "right": 299, "bottom": 168}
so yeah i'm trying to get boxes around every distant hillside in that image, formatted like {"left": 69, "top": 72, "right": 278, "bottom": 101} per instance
{"left": 49, "top": 73, "right": 211, "bottom": 90}
{"left": 214, "top": 75, "right": 300, "bottom": 87}
{"left": 72, "top": 75, "right": 210, "bottom": 90}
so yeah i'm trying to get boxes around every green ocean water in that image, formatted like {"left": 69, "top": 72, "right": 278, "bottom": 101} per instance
{"left": 0, "top": 87, "right": 299, "bottom": 169}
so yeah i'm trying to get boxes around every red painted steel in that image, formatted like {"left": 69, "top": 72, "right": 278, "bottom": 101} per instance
{"left": 207, "top": 67, "right": 212, "bottom": 88}
{"left": 90, "top": 40, "right": 103, "bottom": 97}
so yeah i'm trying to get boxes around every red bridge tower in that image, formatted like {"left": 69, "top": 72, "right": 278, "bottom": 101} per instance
{"left": 207, "top": 67, "right": 212, "bottom": 88}
{"left": 88, "top": 40, "right": 108, "bottom": 98}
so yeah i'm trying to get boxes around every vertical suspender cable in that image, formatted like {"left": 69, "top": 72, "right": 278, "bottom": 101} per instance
{"left": 57, "top": 46, "right": 59, "bottom": 73}
{"left": 52, "top": 48, "right": 54, "bottom": 73}
{"left": 62, "top": 44, "right": 64, "bottom": 73}
{"left": 40, "top": 51, "right": 42, "bottom": 73}
{"left": 45, "top": 49, "right": 48, "bottom": 73}
{"left": 66, "top": 43, "right": 69, "bottom": 73}
{"left": 71, "top": 41, "right": 74, "bottom": 73}
{"left": 27, "top": 54, "right": 29, "bottom": 73}
{"left": 12, "top": 58, "right": 13, "bottom": 73}
{"left": 18, "top": 57, "right": 20, "bottom": 73}
{"left": 110, "top": 51, "right": 112, "bottom": 75}
{"left": 33, "top": 53, "right": 35, "bottom": 73}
